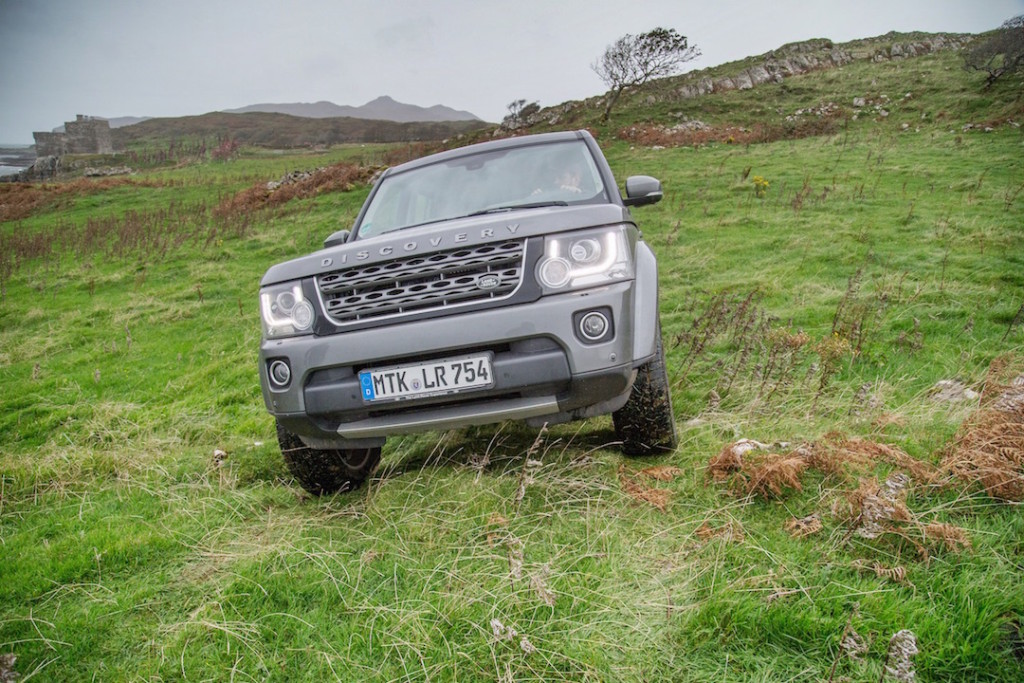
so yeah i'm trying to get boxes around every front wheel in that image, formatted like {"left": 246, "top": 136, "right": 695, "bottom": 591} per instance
{"left": 613, "top": 327, "right": 678, "bottom": 456}
{"left": 275, "top": 420, "right": 381, "bottom": 495}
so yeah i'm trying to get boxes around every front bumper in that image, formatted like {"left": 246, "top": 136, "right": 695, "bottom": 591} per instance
{"left": 260, "top": 278, "right": 653, "bottom": 449}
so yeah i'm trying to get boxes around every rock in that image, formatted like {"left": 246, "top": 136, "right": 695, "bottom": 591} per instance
{"left": 734, "top": 72, "right": 754, "bottom": 90}
{"left": 831, "top": 49, "right": 854, "bottom": 65}
{"left": 747, "top": 66, "right": 771, "bottom": 85}
{"left": 84, "top": 166, "right": 132, "bottom": 177}
{"left": 0, "top": 654, "right": 18, "bottom": 683}
{"left": 775, "top": 58, "right": 798, "bottom": 75}
{"left": 993, "top": 375, "right": 1024, "bottom": 412}
{"left": 930, "top": 379, "right": 979, "bottom": 403}
{"left": 853, "top": 97, "right": 866, "bottom": 108}
{"left": 713, "top": 77, "right": 736, "bottom": 92}
{"left": 10, "top": 155, "right": 61, "bottom": 181}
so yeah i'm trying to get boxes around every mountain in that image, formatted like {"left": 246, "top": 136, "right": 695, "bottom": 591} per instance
{"left": 104, "top": 116, "right": 152, "bottom": 129}
{"left": 223, "top": 96, "right": 482, "bottom": 123}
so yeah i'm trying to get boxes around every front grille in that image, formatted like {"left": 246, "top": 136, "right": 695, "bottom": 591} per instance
{"left": 317, "top": 240, "right": 525, "bottom": 325}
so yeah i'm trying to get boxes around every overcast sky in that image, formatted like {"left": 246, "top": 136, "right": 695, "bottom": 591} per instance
{"left": 1, "top": 0, "right": 1021, "bottom": 143}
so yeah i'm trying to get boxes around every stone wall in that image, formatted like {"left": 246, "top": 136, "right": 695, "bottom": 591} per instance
{"left": 33, "top": 132, "right": 65, "bottom": 157}
{"left": 64, "top": 115, "right": 114, "bottom": 154}
{"left": 32, "top": 115, "right": 118, "bottom": 157}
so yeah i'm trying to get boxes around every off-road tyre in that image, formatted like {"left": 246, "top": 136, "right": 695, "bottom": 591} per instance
{"left": 275, "top": 420, "right": 381, "bottom": 495}
{"left": 613, "top": 326, "right": 678, "bottom": 456}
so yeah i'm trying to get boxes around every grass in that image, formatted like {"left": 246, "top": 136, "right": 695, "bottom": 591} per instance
{"left": 2, "top": 50, "right": 1024, "bottom": 681}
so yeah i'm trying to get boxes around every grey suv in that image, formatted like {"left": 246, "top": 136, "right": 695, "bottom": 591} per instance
{"left": 258, "top": 130, "right": 676, "bottom": 494}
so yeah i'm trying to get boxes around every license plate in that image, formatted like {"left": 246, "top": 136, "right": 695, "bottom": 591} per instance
{"left": 359, "top": 353, "right": 494, "bottom": 403}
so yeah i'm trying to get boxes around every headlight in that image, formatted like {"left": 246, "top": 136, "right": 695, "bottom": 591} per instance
{"left": 260, "top": 282, "right": 315, "bottom": 338}
{"left": 536, "top": 226, "right": 635, "bottom": 293}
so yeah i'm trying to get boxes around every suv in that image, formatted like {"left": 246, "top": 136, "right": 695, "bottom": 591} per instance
{"left": 258, "top": 130, "right": 676, "bottom": 494}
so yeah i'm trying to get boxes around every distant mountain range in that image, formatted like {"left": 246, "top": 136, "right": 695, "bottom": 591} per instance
{"left": 222, "top": 96, "right": 482, "bottom": 123}
{"left": 49, "top": 97, "right": 482, "bottom": 135}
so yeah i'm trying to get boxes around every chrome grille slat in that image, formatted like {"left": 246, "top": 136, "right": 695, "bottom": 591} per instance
{"left": 317, "top": 240, "right": 525, "bottom": 324}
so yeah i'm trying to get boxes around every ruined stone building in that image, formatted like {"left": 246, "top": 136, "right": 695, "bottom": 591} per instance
{"left": 33, "top": 115, "right": 119, "bottom": 156}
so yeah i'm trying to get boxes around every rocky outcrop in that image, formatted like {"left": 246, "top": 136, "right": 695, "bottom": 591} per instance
{"left": 870, "top": 34, "right": 968, "bottom": 62}
{"left": 673, "top": 40, "right": 854, "bottom": 100}
{"left": 1, "top": 155, "right": 61, "bottom": 182}
{"left": 514, "top": 33, "right": 973, "bottom": 128}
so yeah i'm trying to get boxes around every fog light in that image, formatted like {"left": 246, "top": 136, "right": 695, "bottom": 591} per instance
{"left": 579, "top": 311, "right": 609, "bottom": 340}
{"left": 573, "top": 307, "right": 614, "bottom": 344}
{"left": 269, "top": 360, "right": 291, "bottom": 387}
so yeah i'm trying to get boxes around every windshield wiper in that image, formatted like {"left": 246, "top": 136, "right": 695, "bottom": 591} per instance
{"left": 467, "top": 201, "right": 568, "bottom": 217}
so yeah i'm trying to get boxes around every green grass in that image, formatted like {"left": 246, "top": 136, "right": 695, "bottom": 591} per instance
{"left": 2, "top": 54, "right": 1024, "bottom": 681}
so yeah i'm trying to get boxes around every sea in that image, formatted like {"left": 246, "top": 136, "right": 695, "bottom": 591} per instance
{"left": 0, "top": 144, "right": 36, "bottom": 177}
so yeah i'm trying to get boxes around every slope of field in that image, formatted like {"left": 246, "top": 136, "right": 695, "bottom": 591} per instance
{"left": 0, "top": 35, "right": 1022, "bottom": 682}
{"left": 115, "top": 110, "right": 488, "bottom": 149}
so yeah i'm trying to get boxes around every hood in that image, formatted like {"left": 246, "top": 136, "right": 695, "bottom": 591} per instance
{"left": 260, "top": 203, "right": 633, "bottom": 286}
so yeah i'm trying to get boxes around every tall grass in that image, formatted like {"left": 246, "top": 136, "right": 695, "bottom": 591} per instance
{"left": 1, "top": 67, "right": 1023, "bottom": 680}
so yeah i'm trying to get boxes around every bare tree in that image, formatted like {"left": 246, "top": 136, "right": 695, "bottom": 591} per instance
{"left": 964, "top": 15, "right": 1024, "bottom": 88}
{"left": 502, "top": 99, "right": 540, "bottom": 130}
{"left": 592, "top": 27, "right": 700, "bottom": 122}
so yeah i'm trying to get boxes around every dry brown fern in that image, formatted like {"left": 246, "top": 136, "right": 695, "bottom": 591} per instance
{"left": 921, "top": 522, "right": 972, "bottom": 553}
{"left": 639, "top": 465, "right": 683, "bottom": 481}
{"left": 618, "top": 464, "right": 672, "bottom": 512}
{"left": 741, "top": 454, "right": 807, "bottom": 498}
{"left": 784, "top": 514, "right": 823, "bottom": 538}
{"left": 695, "top": 520, "right": 745, "bottom": 543}
{"left": 941, "top": 355, "right": 1024, "bottom": 500}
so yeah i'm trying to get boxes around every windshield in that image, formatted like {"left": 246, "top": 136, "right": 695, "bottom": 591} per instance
{"left": 355, "top": 140, "right": 609, "bottom": 238}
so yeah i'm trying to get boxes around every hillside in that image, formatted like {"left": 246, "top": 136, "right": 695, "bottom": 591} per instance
{"left": 509, "top": 31, "right": 1022, "bottom": 136}
{"left": 114, "top": 110, "right": 488, "bottom": 148}
{"left": 1, "top": 29, "right": 1022, "bottom": 682}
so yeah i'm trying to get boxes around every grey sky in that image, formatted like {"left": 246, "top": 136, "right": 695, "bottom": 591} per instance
{"left": 1, "top": 0, "right": 1020, "bottom": 143}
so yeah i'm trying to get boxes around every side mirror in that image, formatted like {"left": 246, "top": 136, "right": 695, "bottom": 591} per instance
{"left": 623, "top": 175, "right": 663, "bottom": 207}
{"left": 324, "top": 229, "right": 351, "bottom": 249}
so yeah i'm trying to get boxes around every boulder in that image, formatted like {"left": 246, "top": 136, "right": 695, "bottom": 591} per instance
{"left": 930, "top": 379, "right": 979, "bottom": 403}
{"left": 12, "top": 155, "right": 61, "bottom": 181}
{"left": 734, "top": 72, "right": 754, "bottom": 90}
{"left": 713, "top": 77, "right": 736, "bottom": 92}
{"left": 747, "top": 66, "right": 771, "bottom": 85}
